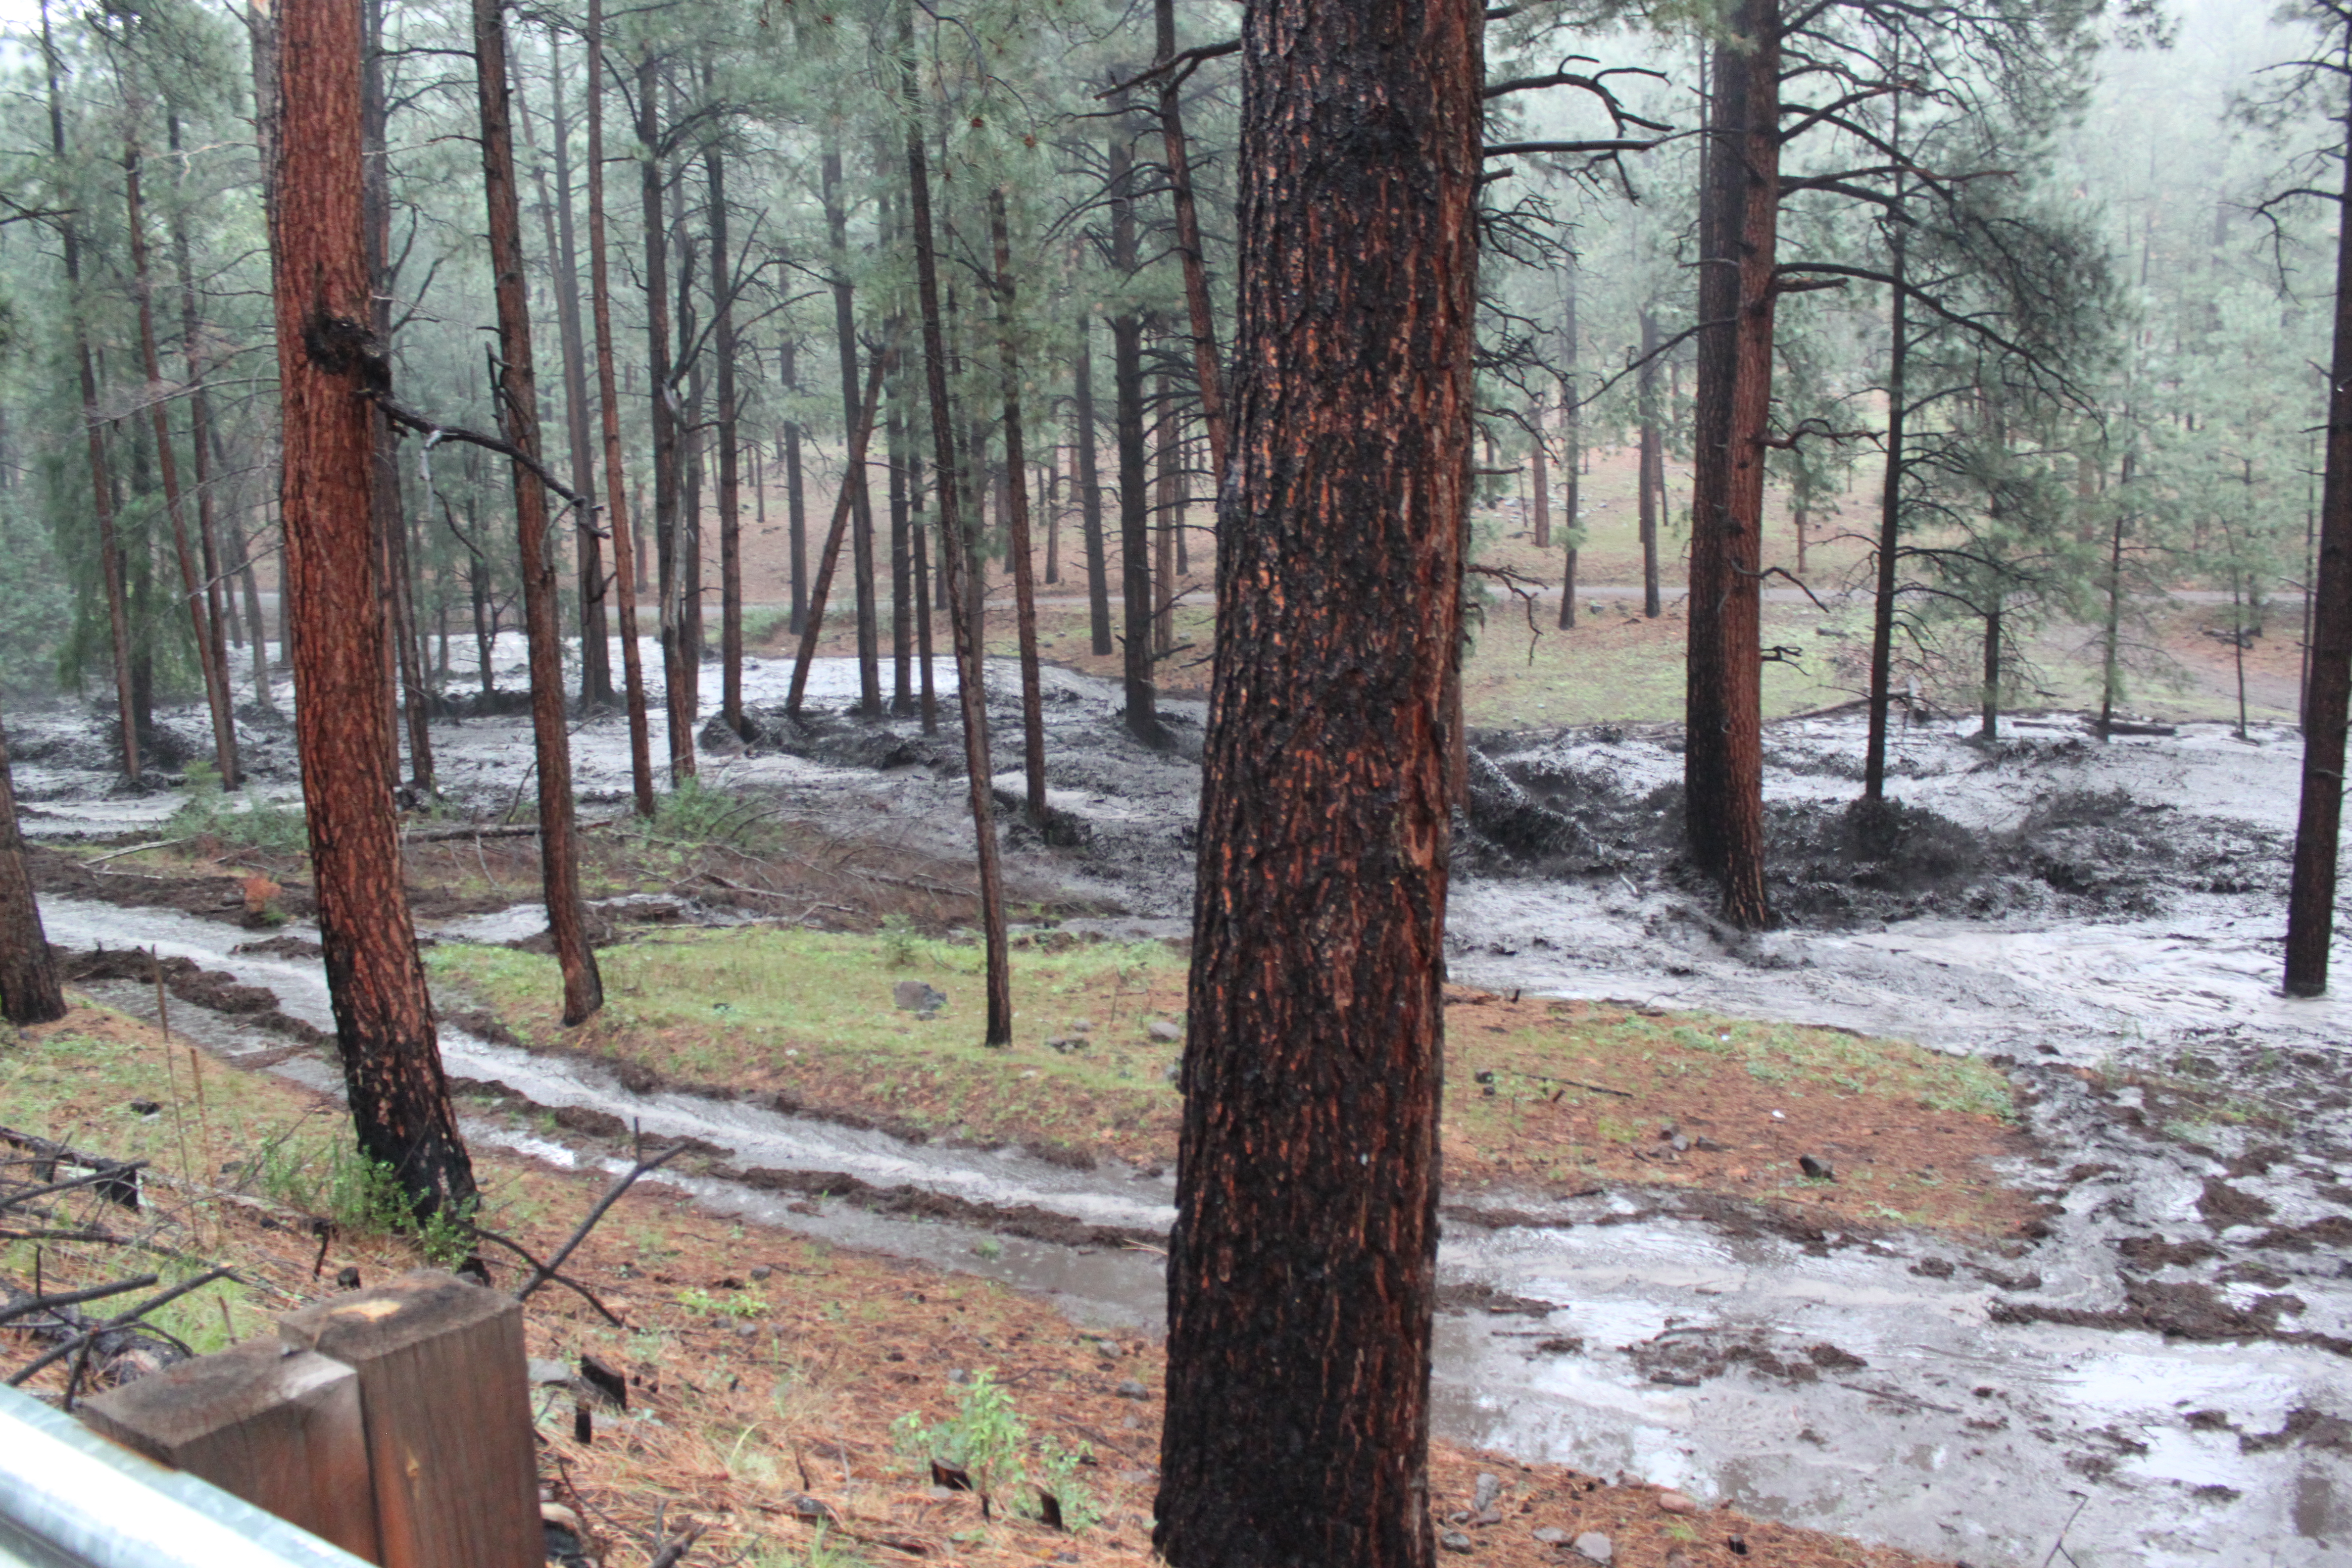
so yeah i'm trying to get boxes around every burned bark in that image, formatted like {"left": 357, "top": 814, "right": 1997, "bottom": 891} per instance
{"left": 0, "top": 710, "right": 65, "bottom": 1028}
{"left": 271, "top": 0, "right": 476, "bottom": 1219}
{"left": 1155, "top": 2, "right": 1478, "bottom": 1563}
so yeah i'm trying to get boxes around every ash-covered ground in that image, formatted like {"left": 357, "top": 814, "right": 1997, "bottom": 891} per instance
{"left": 12, "top": 640, "right": 2352, "bottom": 1563}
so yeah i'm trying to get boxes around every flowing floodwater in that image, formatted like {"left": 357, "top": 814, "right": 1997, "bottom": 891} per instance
{"left": 18, "top": 664, "right": 2352, "bottom": 1563}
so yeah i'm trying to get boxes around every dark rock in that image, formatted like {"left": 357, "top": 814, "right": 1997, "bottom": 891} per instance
{"left": 334, "top": 1266, "right": 361, "bottom": 1290}
{"left": 893, "top": 980, "right": 947, "bottom": 1016}
{"left": 1440, "top": 1531, "right": 1474, "bottom": 1554}
{"left": 1114, "top": 1379, "right": 1150, "bottom": 1399}
{"left": 1799, "top": 1155, "right": 1835, "bottom": 1181}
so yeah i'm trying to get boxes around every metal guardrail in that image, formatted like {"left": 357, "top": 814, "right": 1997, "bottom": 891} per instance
{"left": 0, "top": 1382, "right": 370, "bottom": 1568}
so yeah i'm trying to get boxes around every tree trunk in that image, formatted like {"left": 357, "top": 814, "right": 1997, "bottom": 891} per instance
{"left": 1156, "top": 3, "right": 1477, "bottom": 1562}
{"left": 2285, "top": 80, "right": 2352, "bottom": 996}
{"left": 1075, "top": 319, "right": 1114, "bottom": 657}
{"left": 1862, "top": 93, "right": 1909, "bottom": 804}
{"left": 786, "top": 341, "right": 896, "bottom": 717}
{"left": 912, "top": 443, "right": 938, "bottom": 734}
{"left": 1637, "top": 306, "right": 1663, "bottom": 620}
{"left": 904, "top": 54, "right": 1012, "bottom": 1046}
{"left": 537, "top": 31, "right": 611, "bottom": 708}
{"left": 271, "top": 0, "right": 477, "bottom": 1220}
{"left": 1682, "top": 0, "right": 1780, "bottom": 930}
{"left": 586, "top": 0, "right": 654, "bottom": 816}
{"left": 42, "top": 4, "right": 139, "bottom": 782}
{"left": 1531, "top": 399, "right": 1550, "bottom": 553}
{"left": 1154, "top": 0, "right": 1228, "bottom": 487}
{"left": 1154, "top": 369, "right": 1179, "bottom": 654}
{"left": 2098, "top": 450, "right": 2131, "bottom": 739}
{"left": 1043, "top": 442, "right": 1061, "bottom": 586}
{"left": 888, "top": 342, "right": 916, "bottom": 715}
{"left": 126, "top": 145, "right": 241, "bottom": 791}
{"left": 1108, "top": 102, "right": 1161, "bottom": 746}
{"left": 991, "top": 190, "right": 1049, "bottom": 825}
{"left": 473, "top": 0, "right": 603, "bottom": 1026}
{"left": 824, "top": 138, "right": 884, "bottom": 722}
{"left": 0, "top": 708, "right": 64, "bottom": 1028}
{"left": 361, "top": 0, "right": 404, "bottom": 789}
{"left": 785, "top": 394, "right": 811, "bottom": 650}
{"left": 639, "top": 50, "right": 693, "bottom": 784}
{"left": 166, "top": 116, "right": 243, "bottom": 790}
{"left": 708, "top": 141, "right": 745, "bottom": 738}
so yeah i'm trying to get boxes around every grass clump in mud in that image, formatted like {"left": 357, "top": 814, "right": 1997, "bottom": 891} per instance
{"left": 427, "top": 926, "right": 1191, "bottom": 1160}
{"left": 162, "top": 760, "right": 308, "bottom": 855}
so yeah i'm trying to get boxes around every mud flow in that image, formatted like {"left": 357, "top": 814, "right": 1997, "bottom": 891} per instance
{"left": 15, "top": 651, "right": 2352, "bottom": 1565}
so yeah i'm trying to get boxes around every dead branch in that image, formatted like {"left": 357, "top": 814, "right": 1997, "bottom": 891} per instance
{"left": 515, "top": 1144, "right": 687, "bottom": 1305}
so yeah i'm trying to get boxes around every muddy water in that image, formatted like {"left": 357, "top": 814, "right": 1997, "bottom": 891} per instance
{"left": 36, "top": 891, "right": 2352, "bottom": 1566}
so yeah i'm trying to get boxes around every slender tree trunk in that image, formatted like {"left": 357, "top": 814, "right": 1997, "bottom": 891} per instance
{"left": 888, "top": 351, "right": 916, "bottom": 715}
{"left": 1638, "top": 306, "right": 1663, "bottom": 619}
{"left": 2098, "top": 450, "right": 2131, "bottom": 739}
{"left": 708, "top": 141, "right": 745, "bottom": 738}
{"left": 912, "top": 444, "right": 938, "bottom": 733}
{"left": 271, "top": 0, "right": 476, "bottom": 1219}
{"left": 1075, "top": 320, "right": 1113, "bottom": 657}
{"left": 786, "top": 341, "right": 895, "bottom": 717}
{"left": 991, "top": 190, "right": 1049, "bottom": 824}
{"left": 639, "top": 50, "right": 693, "bottom": 784}
{"left": 43, "top": 3, "right": 139, "bottom": 782}
{"left": 824, "top": 138, "right": 883, "bottom": 721}
{"left": 1154, "top": 0, "right": 1228, "bottom": 487}
{"left": 538, "top": 31, "right": 611, "bottom": 708}
{"left": 360, "top": 0, "right": 404, "bottom": 787}
{"left": 904, "top": 52, "right": 1011, "bottom": 1046}
{"left": 0, "top": 708, "right": 64, "bottom": 1027}
{"left": 1682, "top": 0, "right": 1780, "bottom": 929}
{"left": 785, "top": 380, "right": 810, "bottom": 637}
{"left": 1862, "top": 94, "right": 1909, "bottom": 804}
{"left": 1157, "top": 2, "right": 1477, "bottom": 1560}
{"left": 167, "top": 116, "right": 243, "bottom": 788}
{"left": 1108, "top": 101, "right": 1161, "bottom": 745}
{"left": 1044, "top": 442, "right": 1062, "bottom": 586}
{"left": 1154, "top": 369, "right": 1177, "bottom": 654}
{"left": 126, "top": 145, "right": 241, "bottom": 790}
{"left": 1532, "top": 399, "right": 1551, "bottom": 553}
{"left": 1794, "top": 499, "right": 1808, "bottom": 574}
{"left": 2285, "top": 79, "right": 2352, "bottom": 995}
{"left": 473, "top": 0, "right": 602, "bottom": 1025}
{"left": 586, "top": 0, "right": 654, "bottom": 815}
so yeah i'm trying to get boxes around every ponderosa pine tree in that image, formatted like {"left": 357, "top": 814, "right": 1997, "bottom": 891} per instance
{"left": 271, "top": 0, "right": 476, "bottom": 1221}
{"left": 0, "top": 707, "right": 65, "bottom": 1028}
{"left": 1156, "top": 0, "right": 1478, "bottom": 1561}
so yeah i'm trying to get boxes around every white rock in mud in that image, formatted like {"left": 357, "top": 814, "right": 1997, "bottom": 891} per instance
{"left": 1571, "top": 1532, "right": 1613, "bottom": 1564}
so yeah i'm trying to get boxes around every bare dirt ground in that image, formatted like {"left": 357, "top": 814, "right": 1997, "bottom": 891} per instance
{"left": 9, "top": 623, "right": 2352, "bottom": 1564}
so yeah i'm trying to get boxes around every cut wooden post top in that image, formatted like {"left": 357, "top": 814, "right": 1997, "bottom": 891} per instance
{"left": 82, "top": 1338, "right": 354, "bottom": 1453}
{"left": 277, "top": 1269, "right": 516, "bottom": 1362}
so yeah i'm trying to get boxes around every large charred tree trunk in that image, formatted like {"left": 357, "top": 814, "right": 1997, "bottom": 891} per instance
{"left": 1074, "top": 319, "right": 1114, "bottom": 656}
{"left": 272, "top": 0, "right": 477, "bottom": 1220}
{"left": 2285, "top": 84, "right": 2352, "bottom": 996}
{"left": 586, "top": 0, "right": 655, "bottom": 815}
{"left": 905, "top": 43, "right": 1012, "bottom": 1047}
{"left": 474, "top": 0, "right": 602, "bottom": 1025}
{"left": 1155, "top": 1, "right": 1478, "bottom": 1562}
{"left": 0, "top": 709, "right": 64, "bottom": 1027}
{"left": 1682, "top": 0, "right": 1780, "bottom": 930}
{"left": 990, "top": 190, "right": 1049, "bottom": 824}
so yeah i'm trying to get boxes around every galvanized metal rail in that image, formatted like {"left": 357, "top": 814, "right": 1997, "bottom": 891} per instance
{"left": 0, "top": 1382, "right": 367, "bottom": 1568}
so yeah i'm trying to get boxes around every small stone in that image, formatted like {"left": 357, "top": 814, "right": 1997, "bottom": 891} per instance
{"left": 749, "top": 1264, "right": 772, "bottom": 1281}
{"left": 1474, "top": 1472, "right": 1502, "bottom": 1511}
{"left": 129, "top": 1099, "right": 161, "bottom": 1117}
{"left": 1046, "top": 1036, "right": 1090, "bottom": 1054}
{"left": 1769, "top": 1110, "right": 1785, "bottom": 1121}
{"left": 1799, "top": 1155, "right": 1836, "bottom": 1182}
{"left": 1694, "top": 1136, "right": 1725, "bottom": 1152}
{"left": 1669, "top": 1134, "right": 1691, "bottom": 1153}
{"left": 1115, "top": 1379, "right": 1150, "bottom": 1399}
{"left": 1532, "top": 1527, "right": 1568, "bottom": 1545}
{"left": 1069, "top": 1018, "right": 1094, "bottom": 1033}
{"left": 734, "top": 1323, "right": 758, "bottom": 1339}
{"left": 528, "top": 1359, "right": 572, "bottom": 1386}
{"left": 892, "top": 980, "right": 947, "bottom": 1015}
{"left": 1656, "top": 1489, "right": 1699, "bottom": 1515}
{"left": 334, "top": 1265, "right": 362, "bottom": 1290}
{"left": 1147, "top": 1019, "right": 1182, "bottom": 1042}
{"left": 1440, "top": 1531, "right": 1474, "bottom": 1554}
{"left": 1571, "top": 1532, "right": 1613, "bottom": 1564}
{"left": 1473, "top": 1510, "right": 1504, "bottom": 1526}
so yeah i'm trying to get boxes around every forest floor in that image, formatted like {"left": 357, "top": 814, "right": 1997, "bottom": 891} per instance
{"left": 5, "top": 547, "right": 2352, "bottom": 1563}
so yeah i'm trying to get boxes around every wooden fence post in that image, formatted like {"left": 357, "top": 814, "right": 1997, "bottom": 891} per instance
{"left": 278, "top": 1270, "right": 539, "bottom": 1568}
{"left": 80, "top": 1338, "right": 380, "bottom": 1561}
